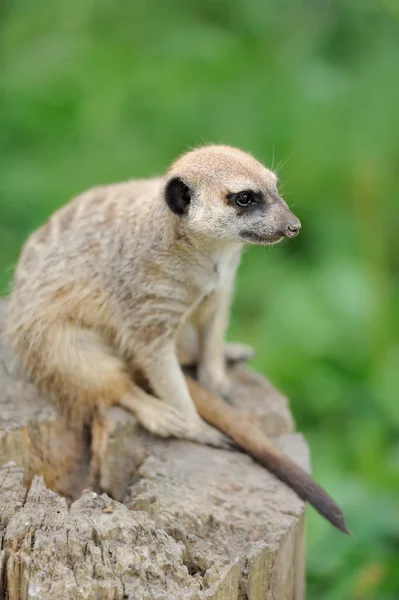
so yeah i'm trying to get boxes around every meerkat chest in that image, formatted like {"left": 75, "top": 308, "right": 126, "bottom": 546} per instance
{"left": 195, "top": 245, "right": 242, "bottom": 298}
{"left": 212, "top": 250, "right": 236, "bottom": 287}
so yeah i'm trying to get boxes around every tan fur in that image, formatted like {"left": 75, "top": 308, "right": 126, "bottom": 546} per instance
{"left": 7, "top": 145, "right": 301, "bottom": 448}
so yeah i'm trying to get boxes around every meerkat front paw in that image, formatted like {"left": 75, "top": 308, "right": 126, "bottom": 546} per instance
{"left": 197, "top": 368, "right": 233, "bottom": 404}
{"left": 197, "top": 343, "right": 256, "bottom": 403}
{"left": 224, "top": 342, "right": 255, "bottom": 365}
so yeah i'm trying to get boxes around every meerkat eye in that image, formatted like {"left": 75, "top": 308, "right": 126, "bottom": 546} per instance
{"left": 235, "top": 191, "right": 256, "bottom": 207}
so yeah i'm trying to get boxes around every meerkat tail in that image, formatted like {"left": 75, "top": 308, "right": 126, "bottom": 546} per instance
{"left": 186, "top": 376, "right": 351, "bottom": 535}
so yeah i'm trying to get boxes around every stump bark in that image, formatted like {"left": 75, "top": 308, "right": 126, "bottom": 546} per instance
{"left": 0, "top": 299, "right": 308, "bottom": 599}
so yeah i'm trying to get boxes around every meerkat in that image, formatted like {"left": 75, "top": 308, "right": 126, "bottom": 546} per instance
{"left": 7, "top": 144, "right": 301, "bottom": 457}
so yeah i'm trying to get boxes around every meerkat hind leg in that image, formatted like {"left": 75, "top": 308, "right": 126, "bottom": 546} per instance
{"left": 119, "top": 386, "right": 188, "bottom": 438}
{"left": 88, "top": 409, "right": 109, "bottom": 490}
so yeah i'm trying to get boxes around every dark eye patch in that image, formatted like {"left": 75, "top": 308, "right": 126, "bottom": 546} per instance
{"left": 226, "top": 190, "right": 264, "bottom": 214}
{"left": 235, "top": 191, "right": 256, "bottom": 207}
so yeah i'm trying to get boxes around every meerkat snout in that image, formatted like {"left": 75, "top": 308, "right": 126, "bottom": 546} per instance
{"left": 237, "top": 199, "right": 301, "bottom": 245}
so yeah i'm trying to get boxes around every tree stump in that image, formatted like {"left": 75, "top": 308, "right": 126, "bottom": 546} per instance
{"left": 0, "top": 299, "right": 308, "bottom": 599}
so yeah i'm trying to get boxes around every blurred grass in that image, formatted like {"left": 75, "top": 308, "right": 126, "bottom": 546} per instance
{"left": 1, "top": 1, "right": 399, "bottom": 597}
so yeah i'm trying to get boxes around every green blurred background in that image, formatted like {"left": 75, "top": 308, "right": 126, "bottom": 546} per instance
{"left": 1, "top": 1, "right": 398, "bottom": 597}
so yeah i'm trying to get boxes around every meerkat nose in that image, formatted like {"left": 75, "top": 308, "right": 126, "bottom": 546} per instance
{"left": 285, "top": 219, "right": 301, "bottom": 238}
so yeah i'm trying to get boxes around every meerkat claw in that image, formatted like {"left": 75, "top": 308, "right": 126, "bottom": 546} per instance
{"left": 221, "top": 392, "right": 234, "bottom": 406}
{"left": 186, "top": 420, "right": 235, "bottom": 450}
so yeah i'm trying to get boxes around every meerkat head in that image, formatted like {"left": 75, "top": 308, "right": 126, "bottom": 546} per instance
{"left": 164, "top": 145, "right": 301, "bottom": 246}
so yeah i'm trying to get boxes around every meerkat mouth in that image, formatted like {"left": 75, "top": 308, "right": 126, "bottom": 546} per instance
{"left": 239, "top": 230, "right": 283, "bottom": 245}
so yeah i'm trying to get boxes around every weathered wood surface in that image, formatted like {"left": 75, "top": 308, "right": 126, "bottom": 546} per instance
{"left": 0, "top": 299, "right": 308, "bottom": 599}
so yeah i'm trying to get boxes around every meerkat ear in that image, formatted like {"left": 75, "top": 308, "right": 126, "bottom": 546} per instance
{"left": 165, "top": 177, "right": 191, "bottom": 216}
